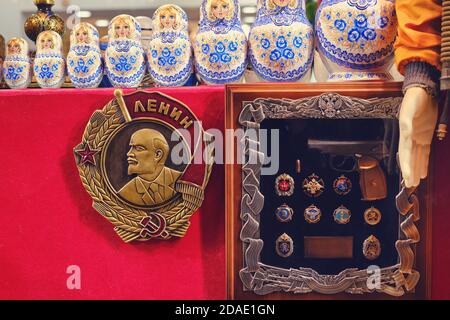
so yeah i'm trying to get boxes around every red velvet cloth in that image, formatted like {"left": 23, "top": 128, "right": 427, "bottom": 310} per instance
{"left": 0, "top": 86, "right": 450, "bottom": 299}
{"left": 0, "top": 86, "right": 225, "bottom": 300}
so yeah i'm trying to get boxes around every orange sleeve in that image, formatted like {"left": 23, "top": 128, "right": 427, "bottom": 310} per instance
{"left": 394, "top": 0, "right": 441, "bottom": 74}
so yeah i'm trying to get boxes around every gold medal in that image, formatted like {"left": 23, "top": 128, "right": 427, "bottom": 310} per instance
{"left": 364, "top": 207, "right": 382, "bottom": 225}
{"left": 75, "top": 90, "right": 213, "bottom": 242}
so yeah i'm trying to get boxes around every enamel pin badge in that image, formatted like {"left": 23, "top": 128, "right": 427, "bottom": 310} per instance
{"left": 275, "top": 204, "right": 294, "bottom": 223}
{"left": 333, "top": 174, "right": 352, "bottom": 195}
{"left": 275, "top": 173, "right": 295, "bottom": 197}
{"left": 304, "top": 204, "right": 321, "bottom": 224}
{"left": 74, "top": 90, "right": 214, "bottom": 242}
{"left": 363, "top": 235, "right": 381, "bottom": 260}
{"left": 276, "top": 233, "right": 294, "bottom": 258}
{"left": 333, "top": 205, "right": 351, "bottom": 224}
{"left": 303, "top": 173, "right": 324, "bottom": 197}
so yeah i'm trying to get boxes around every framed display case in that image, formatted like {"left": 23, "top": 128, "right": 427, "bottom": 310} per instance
{"left": 226, "top": 82, "right": 432, "bottom": 300}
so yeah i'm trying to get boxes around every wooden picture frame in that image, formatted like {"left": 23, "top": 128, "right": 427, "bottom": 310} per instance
{"left": 225, "top": 82, "right": 432, "bottom": 300}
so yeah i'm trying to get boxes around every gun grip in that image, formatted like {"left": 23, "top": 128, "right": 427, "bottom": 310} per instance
{"left": 357, "top": 156, "right": 387, "bottom": 201}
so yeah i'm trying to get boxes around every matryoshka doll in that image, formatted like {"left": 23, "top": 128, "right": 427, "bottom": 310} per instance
{"left": 248, "top": 0, "right": 314, "bottom": 82}
{"left": 3, "top": 37, "right": 32, "bottom": 89}
{"left": 148, "top": 4, "right": 194, "bottom": 87}
{"left": 67, "top": 22, "right": 103, "bottom": 88}
{"left": 34, "top": 30, "right": 65, "bottom": 88}
{"left": 105, "top": 14, "right": 146, "bottom": 88}
{"left": 136, "top": 16, "right": 155, "bottom": 87}
{"left": 99, "top": 35, "right": 113, "bottom": 88}
{"left": 136, "top": 16, "right": 154, "bottom": 52}
{"left": 194, "top": 0, "right": 247, "bottom": 84}
{"left": 315, "top": 0, "right": 397, "bottom": 81}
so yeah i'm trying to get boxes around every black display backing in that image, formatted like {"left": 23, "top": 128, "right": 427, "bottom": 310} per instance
{"left": 259, "top": 118, "right": 400, "bottom": 275}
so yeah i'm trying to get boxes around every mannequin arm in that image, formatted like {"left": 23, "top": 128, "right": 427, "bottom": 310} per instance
{"left": 399, "top": 86, "right": 438, "bottom": 188}
{"left": 395, "top": 0, "right": 441, "bottom": 188}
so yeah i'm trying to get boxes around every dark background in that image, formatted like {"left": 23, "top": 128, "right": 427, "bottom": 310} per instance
{"left": 260, "top": 118, "right": 401, "bottom": 274}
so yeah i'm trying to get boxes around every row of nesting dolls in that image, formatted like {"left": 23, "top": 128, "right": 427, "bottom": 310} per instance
{"left": 3, "top": 0, "right": 397, "bottom": 89}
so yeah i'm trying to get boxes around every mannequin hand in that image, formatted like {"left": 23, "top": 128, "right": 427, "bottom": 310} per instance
{"left": 399, "top": 86, "right": 438, "bottom": 188}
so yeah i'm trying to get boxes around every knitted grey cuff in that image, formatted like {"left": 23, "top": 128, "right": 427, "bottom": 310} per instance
{"left": 402, "top": 61, "right": 440, "bottom": 97}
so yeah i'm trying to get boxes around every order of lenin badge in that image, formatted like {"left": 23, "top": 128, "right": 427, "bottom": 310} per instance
{"left": 74, "top": 90, "right": 214, "bottom": 242}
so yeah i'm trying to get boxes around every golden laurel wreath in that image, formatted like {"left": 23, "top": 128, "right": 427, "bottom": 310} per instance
{"left": 75, "top": 90, "right": 214, "bottom": 242}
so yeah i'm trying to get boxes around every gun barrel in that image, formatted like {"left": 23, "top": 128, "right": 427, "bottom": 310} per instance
{"left": 307, "top": 139, "right": 388, "bottom": 158}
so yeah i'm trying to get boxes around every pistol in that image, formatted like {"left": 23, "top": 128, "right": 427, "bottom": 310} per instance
{"left": 307, "top": 139, "right": 388, "bottom": 201}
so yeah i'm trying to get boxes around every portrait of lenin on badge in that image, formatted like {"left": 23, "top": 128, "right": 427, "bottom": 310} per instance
{"left": 118, "top": 128, "right": 182, "bottom": 206}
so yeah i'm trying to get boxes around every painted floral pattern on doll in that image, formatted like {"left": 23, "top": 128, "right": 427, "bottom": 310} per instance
{"left": 148, "top": 5, "right": 193, "bottom": 87}
{"left": 248, "top": 0, "right": 314, "bottom": 82}
{"left": 316, "top": 0, "right": 397, "bottom": 80}
{"left": 194, "top": 0, "right": 247, "bottom": 84}
{"left": 3, "top": 37, "right": 31, "bottom": 89}
{"left": 34, "top": 31, "right": 65, "bottom": 88}
{"left": 105, "top": 15, "right": 146, "bottom": 88}
{"left": 67, "top": 22, "right": 103, "bottom": 88}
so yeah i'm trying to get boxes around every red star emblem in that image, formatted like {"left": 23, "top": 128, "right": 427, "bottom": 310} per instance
{"left": 75, "top": 144, "right": 99, "bottom": 166}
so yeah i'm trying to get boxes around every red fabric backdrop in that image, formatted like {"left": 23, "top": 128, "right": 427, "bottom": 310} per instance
{"left": 0, "top": 86, "right": 449, "bottom": 299}
{"left": 0, "top": 86, "right": 225, "bottom": 300}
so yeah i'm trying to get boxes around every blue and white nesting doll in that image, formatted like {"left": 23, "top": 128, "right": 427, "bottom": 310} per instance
{"left": 148, "top": 4, "right": 194, "bottom": 87}
{"left": 34, "top": 31, "right": 65, "bottom": 88}
{"left": 136, "top": 16, "right": 154, "bottom": 52}
{"left": 315, "top": 0, "right": 397, "bottom": 81}
{"left": 67, "top": 22, "right": 103, "bottom": 88}
{"left": 105, "top": 15, "right": 146, "bottom": 88}
{"left": 248, "top": 0, "right": 314, "bottom": 82}
{"left": 194, "top": 0, "right": 247, "bottom": 84}
{"left": 3, "top": 37, "right": 32, "bottom": 89}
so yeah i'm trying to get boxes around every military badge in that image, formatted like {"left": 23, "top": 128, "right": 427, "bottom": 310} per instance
{"left": 74, "top": 90, "right": 214, "bottom": 242}
{"left": 363, "top": 235, "right": 381, "bottom": 260}
{"left": 302, "top": 173, "right": 325, "bottom": 197}
{"left": 333, "top": 205, "right": 351, "bottom": 224}
{"left": 333, "top": 175, "right": 352, "bottom": 195}
{"left": 304, "top": 204, "right": 321, "bottom": 224}
{"left": 276, "top": 233, "right": 294, "bottom": 258}
{"left": 364, "top": 206, "right": 382, "bottom": 226}
{"left": 275, "top": 204, "right": 293, "bottom": 223}
{"left": 275, "top": 173, "right": 294, "bottom": 197}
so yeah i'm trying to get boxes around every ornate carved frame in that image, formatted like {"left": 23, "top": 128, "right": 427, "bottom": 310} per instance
{"left": 226, "top": 82, "right": 429, "bottom": 299}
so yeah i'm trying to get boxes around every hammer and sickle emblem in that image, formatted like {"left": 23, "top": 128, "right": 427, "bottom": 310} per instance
{"left": 139, "top": 213, "right": 169, "bottom": 239}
